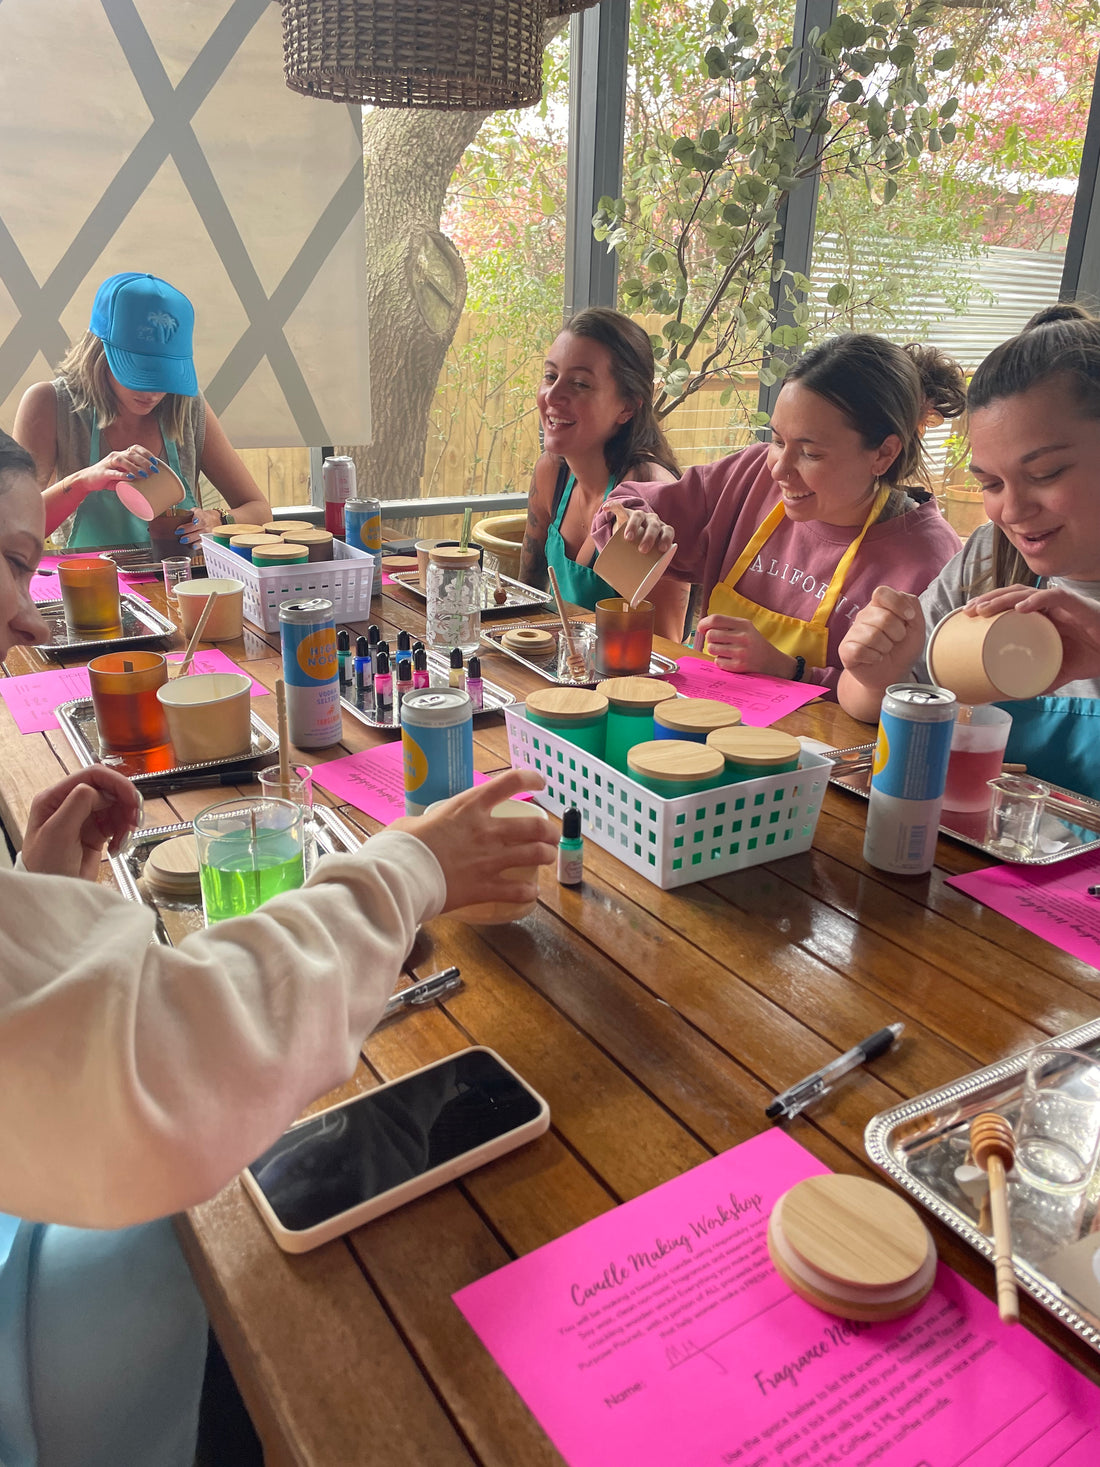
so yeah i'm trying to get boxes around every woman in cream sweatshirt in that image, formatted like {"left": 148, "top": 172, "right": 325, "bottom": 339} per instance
{"left": 0, "top": 431, "right": 555, "bottom": 1466}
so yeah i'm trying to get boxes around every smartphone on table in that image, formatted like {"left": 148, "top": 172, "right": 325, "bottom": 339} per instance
{"left": 242, "top": 1047, "right": 550, "bottom": 1252}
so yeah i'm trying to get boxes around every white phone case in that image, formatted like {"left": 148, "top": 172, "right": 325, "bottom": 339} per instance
{"left": 241, "top": 1046, "right": 550, "bottom": 1253}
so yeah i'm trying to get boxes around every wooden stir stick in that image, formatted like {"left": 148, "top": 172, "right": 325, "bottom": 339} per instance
{"left": 177, "top": 591, "right": 217, "bottom": 677}
{"left": 274, "top": 678, "right": 291, "bottom": 801}
{"left": 546, "top": 565, "right": 587, "bottom": 680}
{"left": 970, "top": 1111, "right": 1019, "bottom": 1325}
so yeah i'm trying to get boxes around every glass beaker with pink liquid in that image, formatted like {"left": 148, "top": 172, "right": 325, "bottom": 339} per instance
{"left": 941, "top": 704, "right": 1013, "bottom": 811}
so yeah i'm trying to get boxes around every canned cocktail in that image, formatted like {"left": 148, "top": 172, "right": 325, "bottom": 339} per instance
{"left": 279, "top": 598, "right": 342, "bottom": 749}
{"left": 863, "top": 683, "right": 957, "bottom": 875}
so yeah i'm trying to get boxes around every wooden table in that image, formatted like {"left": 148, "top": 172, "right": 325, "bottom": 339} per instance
{"left": 3, "top": 574, "right": 1099, "bottom": 1466}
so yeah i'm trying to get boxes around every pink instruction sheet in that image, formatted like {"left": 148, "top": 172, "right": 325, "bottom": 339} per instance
{"left": 313, "top": 739, "right": 504, "bottom": 824}
{"left": 455, "top": 1130, "right": 1099, "bottom": 1467}
{"left": 948, "top": 851, "right": 1100, "bottom": 968}
{"left": 0, "top": 652, "right": 267, "bottom": 735}
{"left": 668, "top": 656, "right": 824, "bottom": 725}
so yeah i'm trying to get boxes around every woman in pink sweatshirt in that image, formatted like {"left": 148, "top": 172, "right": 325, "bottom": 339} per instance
{"left": 592, "top": 334, "right": 965, "bottom": 695}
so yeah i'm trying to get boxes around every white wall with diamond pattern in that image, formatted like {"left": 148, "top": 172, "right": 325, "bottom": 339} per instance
{"left": 0, "top": 0, "right": 370, "bottom": 448}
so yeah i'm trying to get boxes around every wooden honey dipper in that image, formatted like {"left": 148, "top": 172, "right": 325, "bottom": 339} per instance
{"left": 970, "top": 1111, "right": 1019, "bottom": 1325}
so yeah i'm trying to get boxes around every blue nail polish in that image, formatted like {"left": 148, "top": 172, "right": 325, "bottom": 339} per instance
{"left": 137, "top": 469, "right": 148, "bottom": 479}
{"left": 150, "top": 464, "right": 159, "bottom": 474}
{"left": 125, "top": 474, "right": 136, "bottom": 481}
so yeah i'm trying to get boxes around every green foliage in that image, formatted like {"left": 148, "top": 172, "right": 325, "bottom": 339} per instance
{"left": 594, "top": 0, "right": 963, "bottom": 413}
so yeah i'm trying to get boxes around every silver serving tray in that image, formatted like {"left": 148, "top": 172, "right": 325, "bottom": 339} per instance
{"left": 56, "top": 697, "right": 277, "bottom": 791}
{"left": 108, "top": 805, "right": 361, "bottom": 946}
{"left": 34, "top": 593, "right": 176, "bottom": 655}
{"left": 827, "top": 742, "right": 1100, "bottom": 865}
{"left": 340, "top": 648, "right": 514, "bottom": 730}
{"left": 865, "top": 1018, "right": 1100, "bottom": 1355}
{"left": 482, "top": 620, "right": 679, "bottom": 687}
{"left": 389, "top": 568, "right": 552, "bottom": 615}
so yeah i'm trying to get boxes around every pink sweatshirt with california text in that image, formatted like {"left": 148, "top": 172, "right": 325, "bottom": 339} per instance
{"left": 591, "top": 443, "right": 960, "bottom": 693}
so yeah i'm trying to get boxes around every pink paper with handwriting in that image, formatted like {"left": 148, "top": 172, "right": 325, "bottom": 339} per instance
{"left": 0, "top": 653, "right": 266, "bottom": 735}
{"left": 455, "top": 1130, "right": 1099, "bottom": 1467}
{"left": 948, "top": 852, "right": 1100, "bottom": 968}
{"left": 314, "top": 739, "right": 495, "bottom": 824}
{"left": 667, "top": 656, "right": 824, "bottom": 726}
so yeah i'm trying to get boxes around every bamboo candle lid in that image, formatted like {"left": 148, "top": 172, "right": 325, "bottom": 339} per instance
{"left": 707, "top": 726, "right": 801, "bottom": 765}
{"left": 293, "top": 528, "right": 333, "bottom": 546}
{"left": 502, "top": 626, "right": 556, "bottom": 655}
{"left": 211, "top": 523, "right": 261, "bottom": 546}
{"left": 143, "top": 834, "right": 201, "bottom": 898}
{"left": 601, "top": 677, "right": 679, "bottom": 710}
{"left": 252, "top": 543, "right": 309, "bottom": 566}
{"left": 230, "top": 533, "right": 280, "bottom": 552}
{"left": 627, "top": 739, "right": 725, "bottom": 784}
{"left": 767, "top": 1175, "right": 936, "bottom": 1322}
{"left": 653, "top": 697, "right": 742, "bottom": 736}
{"left": 382, "top": 555, "right": 419, "bottom": 573}
{"left": 526, "top": 687, "right": 608, "bottom": 722}
{"left": 262, "top": 521, "right": 314, "bottom": 536}
{"left": 429, "top": 545, "right": 480, "bottom": 569}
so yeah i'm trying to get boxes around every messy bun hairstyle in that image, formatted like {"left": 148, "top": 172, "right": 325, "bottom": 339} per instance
{"left": 786, "top": 333, "right": 966, "bottom": 493}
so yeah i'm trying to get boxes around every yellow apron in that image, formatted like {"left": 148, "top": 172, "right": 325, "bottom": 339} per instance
{"left": 705, "top": 486, "right": 889, "bottom": 668}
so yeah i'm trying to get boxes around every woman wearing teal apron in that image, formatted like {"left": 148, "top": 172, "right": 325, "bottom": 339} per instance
{"left": 838, "top": 303, "right": 1100, "bottom": 804}
{"left": 14, "top": 271, "right": 271, "bottom": 549}
{"left": 518, "top": 308, "right": 681, "bottom": 615}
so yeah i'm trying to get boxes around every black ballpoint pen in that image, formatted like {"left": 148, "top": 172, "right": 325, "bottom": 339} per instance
{"left": 766, "top": 1023, "right": 904, "bottom": 1121}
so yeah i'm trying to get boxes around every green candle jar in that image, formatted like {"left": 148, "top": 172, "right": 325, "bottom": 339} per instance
{"left": 706, "top": 726, "right": 801, "bottom": 782}
{"left": 627, "top": 739, "right": 726, "bottom": 798}
{"left": 525, "top": 687, "right": 609, "bottom": 759}
{"left": 601, "top": 676, "right": 678, "bottom": 772}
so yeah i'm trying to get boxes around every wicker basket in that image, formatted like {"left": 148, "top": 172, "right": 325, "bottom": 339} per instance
{"left": 546, "top": 1, "right": 600, "bottom": 14}
{"left": 281, "top": 0, "right": 547, "bottom": 110}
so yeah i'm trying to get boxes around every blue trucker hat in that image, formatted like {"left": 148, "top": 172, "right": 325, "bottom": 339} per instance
{"left": 90, "top": 273, "right": 198, "bottom": 397}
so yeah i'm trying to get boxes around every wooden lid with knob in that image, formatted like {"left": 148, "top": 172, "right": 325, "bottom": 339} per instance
{"left": 767, "top": 1175, "right": 937, "bottom": 1322}
{"left": 627, "top": 739, "right": 724, "bottom": 783}
{"left": 601, "top": 677, "right": 678, "bottom": 710}
{"left": 653, "top": 697, "right": 741, "bottom": 735}
{"left": 143, "top": 834, "right": 202, "bottom": 898}
{"left": 428, "top": 545, "right": 480, "bottom": 569}
{"left": 526, "top": 687, "right": 608, "bottom": 721}
{"left": 707, "top": 726, "right": 801, "bottom": 764}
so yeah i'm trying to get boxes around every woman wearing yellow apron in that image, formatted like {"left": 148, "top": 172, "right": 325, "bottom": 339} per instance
{"left": 840, "top": 305, "right": 1100, "bottom": 802}
{"left": 519, "top": 307, "right": 682, "bottom": 613}
{"left": 13, "top": 272, "right": 271, "bottom": 549}
{"left": 592, "top": 334, "right": 967, "bottom": 695}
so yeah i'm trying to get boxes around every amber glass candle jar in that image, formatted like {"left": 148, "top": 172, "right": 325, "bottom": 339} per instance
{"left": 594, "top": 597, "right": 654, "bottom": 676}
{"left": 58, "top": 556, "right": 121, "bottom": 631}
{"left": 88, "top": 651, "right": 170, "bottom": 753}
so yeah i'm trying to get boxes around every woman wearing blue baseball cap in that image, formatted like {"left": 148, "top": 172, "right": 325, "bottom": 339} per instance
{"left": 14, "top": 272, "right": 271, "bottom": 548}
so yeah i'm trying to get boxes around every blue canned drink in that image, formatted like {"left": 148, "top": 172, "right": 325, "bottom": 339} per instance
{"left": 401, "top": 688, "right": 473, "bottom": 816}
{"left": 345, "top": 498, "right": 382, "bottom": 560}
{"left": 279, "top": 598, "right": 343, "bottom": 749}
{"left": 864, "top": 683, "right": 957, "bottom": 874}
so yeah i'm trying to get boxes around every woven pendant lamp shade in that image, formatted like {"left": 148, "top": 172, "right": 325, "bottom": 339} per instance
{"left": 282, "top": 0, "right": 547, "bottom": 110}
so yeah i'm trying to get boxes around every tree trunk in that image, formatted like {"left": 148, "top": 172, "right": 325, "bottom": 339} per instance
{"left": 341, "top": 19, "right": 567, "bottom": 529}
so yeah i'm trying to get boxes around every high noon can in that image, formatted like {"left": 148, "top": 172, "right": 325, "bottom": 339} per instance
{"left": 863, "top": 683, "right": 957, "bottom": 875}
{"left": 400, "top": 688, "right": 473, "bottom": 816}
{"left": 278, "top": 599, "right": 343, "bottom": 748}
{"left": 344, "top": 497, "right": 383, "bottom": 585}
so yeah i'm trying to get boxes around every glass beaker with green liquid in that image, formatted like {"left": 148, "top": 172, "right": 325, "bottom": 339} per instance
{"left": 194, "top": 797, "right": 305, "bottom": 925}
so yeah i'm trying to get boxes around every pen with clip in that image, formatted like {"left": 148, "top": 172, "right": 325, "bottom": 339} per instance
{"left": 380, "top": 966, "right": 462, "bottom": 1022}
{"left": 766, "top": 1023, "right": 904, "bottom": 1121}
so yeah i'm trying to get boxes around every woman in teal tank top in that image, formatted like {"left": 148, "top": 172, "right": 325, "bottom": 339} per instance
{"left": 518, "top": 308, "right": 683, "bottom": 617}
{"left": 14, "top": 272, "right": 271, "bottom": 550}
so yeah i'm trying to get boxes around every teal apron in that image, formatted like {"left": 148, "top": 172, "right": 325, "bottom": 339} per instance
{"left": 997, "top": 695, "right": 1100, "bottom": 801}
{"left": 544, "top": 471, "right": 619, "bottom": 611}
{"left": 67, "top": 421, "right": 195, "bottom": 549}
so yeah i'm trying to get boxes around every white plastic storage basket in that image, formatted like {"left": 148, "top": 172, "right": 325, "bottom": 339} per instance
{"left": 201, "top": 535, "right": 375, "bottom": 632}
{"left": 505, "top": 704, "right": 830, "bottom": 890}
